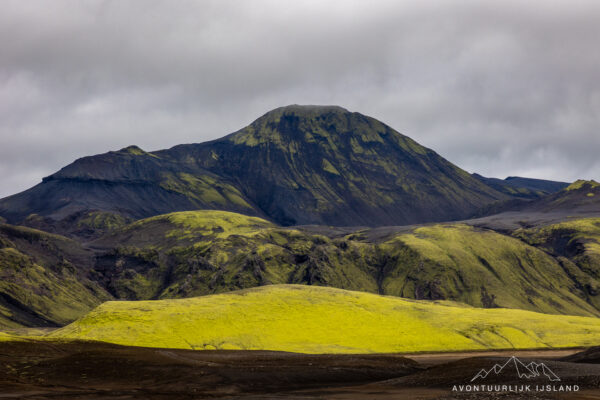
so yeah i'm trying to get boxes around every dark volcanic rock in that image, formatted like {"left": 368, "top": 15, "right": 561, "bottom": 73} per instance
{"left": 472, "top": 174, "right": 568, "bottom": 199}
{"left": 561, "top": 347, "right": 600, "bottom": 364}
{"left": 0, "top": 105, "right": 507, "bottom": 231}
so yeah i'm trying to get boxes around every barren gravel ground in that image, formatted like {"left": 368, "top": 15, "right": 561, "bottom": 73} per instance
{"left": 0, "top": 341, "right": 597, "bottom": 399}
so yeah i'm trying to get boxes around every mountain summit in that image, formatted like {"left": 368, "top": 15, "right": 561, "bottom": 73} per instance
{"left": 0, "top": 105, "right": 507, "bottom": 229}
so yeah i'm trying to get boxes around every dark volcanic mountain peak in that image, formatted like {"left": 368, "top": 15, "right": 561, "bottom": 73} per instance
{"left": 226, "top": 104, "right": 394, "bottom": 148}
{"left": 118, "top": 145, "right": 147, "bottom": 154}
{"left": 172, "top": 105, "right": 508, "bottom": 226}
{"left": 0, "top": 105, "right": 509, "bottom": 231}
{"left": 219, "top": 104, "right": 449, "bottom": 175}
{"left": 265, "top": 104, "right": 350, "bottom": 114}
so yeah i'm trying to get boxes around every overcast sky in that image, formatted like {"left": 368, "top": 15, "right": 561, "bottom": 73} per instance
{"left": 1, "top": 0, "right": 600, "bottom": 198}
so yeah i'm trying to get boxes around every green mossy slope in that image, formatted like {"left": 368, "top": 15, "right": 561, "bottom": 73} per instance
{"left": 116, "top": 210, "right": 274, "bottom": 244}
{"left": 88, "top": 211, "right": 600, "bottom": 317}
{"left": 0, "top": 224, "right": 112, "bottom": 328}
{"left": 565, "top": 180, "right": 600, "bottom": 191}
{"left": 4, "top": 210, "right": 600, "bottom": 329}
{"left": 51, "top": 285, "right": 600, "bottom": 354}
{"left": 385, "top": 224, "right": 598, "bottom": 316}
{"left": 514, "top": 218, "right": 600, "bottom": 309}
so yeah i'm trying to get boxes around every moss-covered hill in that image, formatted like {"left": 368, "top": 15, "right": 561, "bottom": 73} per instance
{"left": 514, "top": 217, "right": 600, "bottom": 310}
{"left": 86, "top": 210, "right": 600, "bottom": 317}
{"left": 50, "top": 285, "right": 600, "bottom": 353}
{"left": 3, "top": 209, "right": 600, "bottom": 328}
{"left": 0, "top": 105, "right": 508, "bottom": 230}
{"left": 0, "top": 224, "right": 112, "bottom": 328}
{"left": 536, "top": 180, "right": 600, "bottom": 212}
{"left": 472, "top": 179, "right": 600, "bottom": 226}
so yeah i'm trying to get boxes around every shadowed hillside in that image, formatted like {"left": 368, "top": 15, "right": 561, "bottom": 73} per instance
{"left": 0, "top": 105, "right": 508, "bottom": 231}
{"left": 466, "top": 180, "right": 600, "bottom": 232}
{"left": 472, "top": 174, "right": 568, "bottom": 199}
{"left": 0, "top": 224, "right": 112, "bottom": 328}
{"left": 514, "top": 217, "right": 600, "bottom": 310}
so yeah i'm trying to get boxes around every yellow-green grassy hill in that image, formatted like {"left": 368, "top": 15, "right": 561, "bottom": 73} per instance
{"left": 87, "top": 210, "right": 600, "bottom": 317}
{"left": 50, "top": 285, "right": 600, "bottom": 354}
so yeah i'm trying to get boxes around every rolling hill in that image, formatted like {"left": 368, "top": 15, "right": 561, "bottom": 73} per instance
{"left": 50, "top": 285, "right": 600, "bottom": 353}
{"left": 83, "top": 210, "right": 600, "bottom": 317}
{"left": 0, "top": 223, "right": 111, "bottom": 328}
{"left": 3, "top": 208, "right": 600, "bottom": 328}
{"left": 0, "top": 105, "right": 508, "bottom": 231}
{"left": 513, "top": 217, "right": 600, "bottom": 310}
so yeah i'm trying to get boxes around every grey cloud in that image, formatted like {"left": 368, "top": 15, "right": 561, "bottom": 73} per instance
{"left": 1, "top": 0, "right": 600, "bottom": 198}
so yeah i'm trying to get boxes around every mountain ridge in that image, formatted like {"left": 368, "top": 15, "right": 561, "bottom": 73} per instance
{"left": 472, "top": 174, "right": 568, "bottom": 199}
{"left": 0, "top": 105, "right": 510, "bottom": 230}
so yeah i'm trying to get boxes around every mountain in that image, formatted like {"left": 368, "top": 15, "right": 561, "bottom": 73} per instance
{"left": 49, "top": 285, "right": 600, "bottom": 353}
{"left": 0, "top": 105, "right": 599, "bottom": 330}
{"left": 469, "top": 179, "right": 600, "bottom": 231}
{"left": 529, "top": 179, "right": 600, "bottom": 213}
{"left": 0, "top": 105, "right": 508, "bottom": 230}
{"left": 472, "top": 174, "right": 568, "bottom": 199}
{"left": 0, "top": 146, "right": 261, "bottom": 237}
{"left": 504, "top": 176, "right": 569, "bottom": 193}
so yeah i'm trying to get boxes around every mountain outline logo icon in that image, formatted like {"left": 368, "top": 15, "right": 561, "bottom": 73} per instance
{"left": 470, "top": 356, "right": 561, "bottom": 382}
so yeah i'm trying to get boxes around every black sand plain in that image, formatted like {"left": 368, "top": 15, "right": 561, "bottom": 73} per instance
{"left": 1, "top": 341, "right": 599, "bottom": 399}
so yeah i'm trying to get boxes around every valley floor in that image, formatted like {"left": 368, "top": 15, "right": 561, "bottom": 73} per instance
{"left": 0, "top": 341, "right": 599, "bottom": 399}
